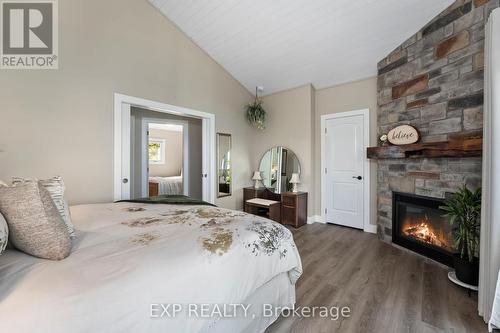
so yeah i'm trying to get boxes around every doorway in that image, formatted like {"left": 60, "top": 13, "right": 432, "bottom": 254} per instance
{"left": 143, "top": 119, "right": 189, "bottom": 198}
{"left": 113, "top": 93, "right": 216, "bottom": 203}
{"left": 321, "top": 109, "right": 371, "bottom": 231}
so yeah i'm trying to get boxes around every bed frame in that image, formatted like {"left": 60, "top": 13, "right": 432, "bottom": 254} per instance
{"left": 148, "top": 182, "right": 159, "bottom": 197}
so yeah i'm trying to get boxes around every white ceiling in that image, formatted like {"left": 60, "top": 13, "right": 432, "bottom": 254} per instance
{"left": 149, "top": 0, "right": 454, "bottom": 95}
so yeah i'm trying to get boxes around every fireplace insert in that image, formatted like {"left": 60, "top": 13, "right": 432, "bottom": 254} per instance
{"left": 392, "top": 192, "right": 454, "bottom": 267}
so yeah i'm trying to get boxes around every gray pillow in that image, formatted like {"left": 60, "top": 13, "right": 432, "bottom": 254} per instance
{"left": 12, "top": 177, "right": 75, "bottom": 238}
{"left": 0, "top": 213, "right": 8, "bottom": 255}
{"left": 0, "top": 182, "right": 71, "bottom": 260}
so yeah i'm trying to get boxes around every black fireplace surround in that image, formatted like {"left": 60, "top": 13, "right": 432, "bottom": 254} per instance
{"left": 392, "top": 192, "right": 454, "bottom": 267}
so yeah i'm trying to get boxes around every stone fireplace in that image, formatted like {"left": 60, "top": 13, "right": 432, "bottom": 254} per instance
{"left": 375, "top": 0, "right": 497, "bottom": 244}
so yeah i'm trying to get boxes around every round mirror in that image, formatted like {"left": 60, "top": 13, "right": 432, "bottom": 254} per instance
{"left": 259, "top": 146, "right": 301, "bottom": 194}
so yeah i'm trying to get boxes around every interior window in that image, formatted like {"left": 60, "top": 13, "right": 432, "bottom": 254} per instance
{"left": 148, "top": 139, "right": 165, "bottom": 164}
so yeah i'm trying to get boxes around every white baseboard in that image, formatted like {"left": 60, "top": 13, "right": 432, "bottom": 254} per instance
{"left": 308, "top": 215, "right": 377, "bottom": 234}
{"left": 364, "top": 224, "right": 377, "bottom": 234}
{"left": 307, "top": 215, "right": 325, "bottom": 224}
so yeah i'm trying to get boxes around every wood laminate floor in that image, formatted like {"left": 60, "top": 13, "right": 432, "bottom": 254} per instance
{"left": 266, "top": 223, "right": 487, "bottom": 333}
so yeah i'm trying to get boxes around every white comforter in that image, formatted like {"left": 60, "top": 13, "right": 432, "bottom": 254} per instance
{"left": 0, "top": 202, "right": 302, "bottom": 333}
{"left": 149, "top": 176, "right": 183, "bottom": 195}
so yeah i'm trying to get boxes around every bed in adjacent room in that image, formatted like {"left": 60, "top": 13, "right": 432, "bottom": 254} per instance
{"left": 0, "top": 200, "right": 302, "bottom": 333}
{"left": 149, "top": 175, "right": 183, "bottom": 196}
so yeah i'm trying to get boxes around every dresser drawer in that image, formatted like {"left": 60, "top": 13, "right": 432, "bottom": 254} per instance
{"left": 281, "top": 205, "right": 296, "bottom": 226}
{"left": 281, "top": 195, "right": 296, "bottom": 207}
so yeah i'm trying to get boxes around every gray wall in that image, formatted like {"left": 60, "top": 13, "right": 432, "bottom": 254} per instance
{"left": 252, "top": 85, "right": 315, "bottom": 214}
{"left": 0, "top": 0, "right": 253, "bottom": 207}
{"left": 253, "top": 79, "right": 378, "bottom": 220}
{"left": 315, "top": 77, "right": 379, "bottom": 223}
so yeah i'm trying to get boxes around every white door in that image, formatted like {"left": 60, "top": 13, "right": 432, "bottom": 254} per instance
{"left": 120, "top": 103, "right": 131, "bottom": 200}
{"left": 324, "top": 114, "right": 365, "bottom": 229}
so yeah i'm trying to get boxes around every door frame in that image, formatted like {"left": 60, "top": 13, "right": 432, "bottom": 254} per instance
{"left": 320, "top": 109, "right": 374, "bottom": 233}
{"left": 141, "top": 118, "right": 189, "bottom": 197}
{"left": 113, "top": 93, "right": 216, "bottom": 204}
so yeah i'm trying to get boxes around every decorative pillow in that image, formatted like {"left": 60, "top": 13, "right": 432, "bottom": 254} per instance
{"left": 0, "top": 180, "right": 8, "bottom": 187}
{"left": 12, "top": 177, "right": 75, "bottom": 238}
{"left": 0, "top": 182, "right": 71, "bottom": 260}
{"left": 0, "top": 213, "right": 8, "bottom": 255}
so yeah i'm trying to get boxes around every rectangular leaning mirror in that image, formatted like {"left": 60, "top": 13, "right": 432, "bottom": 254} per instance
{"left": 217, "top": 133, "right": 232, "bottom": 198}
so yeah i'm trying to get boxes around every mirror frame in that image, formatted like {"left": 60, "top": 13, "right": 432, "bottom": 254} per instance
{"left": 258, "top": 145, "right": 301, "bottom": 194}
{"left": 217, "top": 133, "right": 232, "bottom": 198}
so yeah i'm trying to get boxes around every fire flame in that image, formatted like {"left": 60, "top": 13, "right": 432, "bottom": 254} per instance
{"left": 403, "top": 216, "right": 444, "bottom": 248}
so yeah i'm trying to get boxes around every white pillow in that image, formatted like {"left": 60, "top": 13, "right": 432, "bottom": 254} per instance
{"left": 0, "top": 182, "right": 71, "bottom": 260}
{"left": 0, "top": 213, "right": 8, "bottom": 255}
{"left": 12, "top": 177, "right": 76, "bottom": 239}
{"left": 0, "top": 180, "right": 8, "bottom": 187}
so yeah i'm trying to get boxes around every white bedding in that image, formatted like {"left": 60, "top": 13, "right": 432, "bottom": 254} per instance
{"left": 149, "top": 176, "right": 183, "bottom": 195}
{"left": 0, "top": 202, "right": 302, "bottom": 333}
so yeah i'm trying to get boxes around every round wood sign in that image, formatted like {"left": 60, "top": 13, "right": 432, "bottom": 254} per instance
{"left": 387, "top": 125, "right": 419, "bottom": 145}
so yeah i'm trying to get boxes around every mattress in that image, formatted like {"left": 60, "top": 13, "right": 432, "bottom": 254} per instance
{"left": 149, "top": 176, "right": 183, "bottom": 195}
{"left": 0, "top": 202, "right": 302, "bottom": 332}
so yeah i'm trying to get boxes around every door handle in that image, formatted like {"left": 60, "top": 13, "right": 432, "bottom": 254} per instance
{"left": 122, "top": 178, "right": 129, "bottom": 184}
{"left": 353, "top": 176, "right": 362, "bottom": 180}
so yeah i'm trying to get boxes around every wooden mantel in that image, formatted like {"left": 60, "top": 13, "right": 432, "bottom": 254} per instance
{"left": 367, "top": 131, "right": 483, "bottom": 159}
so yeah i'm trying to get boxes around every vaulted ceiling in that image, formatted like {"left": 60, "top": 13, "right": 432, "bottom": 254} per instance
{"left": 149, "top": 0, "right": 454, "bottom": 95}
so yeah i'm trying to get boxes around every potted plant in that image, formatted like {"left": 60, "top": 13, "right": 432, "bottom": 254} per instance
{"left": 440, "top": 186, "right": 481, "bottom": 285}
{"left": 246, "top": 87, "right": 266, "bottom": 130}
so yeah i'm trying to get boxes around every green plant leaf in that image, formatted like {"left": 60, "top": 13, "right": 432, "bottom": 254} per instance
{"left": 246, "top": 100, "right": 267, "bottom": 130}
{"left": 440, "top": 185, "right": 481, "bottom": 262}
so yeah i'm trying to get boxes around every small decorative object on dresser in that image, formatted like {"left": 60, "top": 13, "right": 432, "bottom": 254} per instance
{"left": 252, "top": 171, "right": 262, "bottom": 189}
{"left": 289, "top": 173, "right": 300, "bottom": 193}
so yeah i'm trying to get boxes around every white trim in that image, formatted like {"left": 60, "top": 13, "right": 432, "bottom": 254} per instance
{"left": 113, "top": 93, "right": 216, "bottom": 204}
{"left": 364, "top": 224, "right": 377, "bottom": 234}
{"left": 112, "top": 103, "right": 132, "bottom": 200}
{"left": 320, "top": 109, "right": 374, "bottom": 234}
{"left": 141, "top": 118, "right": 189, "bottom": 197}
{"left": 479, "top": 10, "right": 500, "bottom": 324}
{"left": 307, "top": 215, "right": 325, "bottom": 224}
{"left": 201, "top": 117, "right": 217, "bottom": 203}
{"left": 113, "top": 99, "right": 124, "bottom": 201}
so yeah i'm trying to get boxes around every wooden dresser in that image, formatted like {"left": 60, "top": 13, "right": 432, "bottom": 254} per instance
{"left": 281, "top": 192, "right": 308, "bottom": 228}
{"left": 243, "top": 187, "right": 307, "bottom": 228}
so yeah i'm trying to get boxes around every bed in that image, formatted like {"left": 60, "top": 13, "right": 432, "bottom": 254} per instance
{"left": 0, "top": 201, "right": 302, "bottom": 333}
{"left": 149, "top": 176, "right": 183, "bottom": 196}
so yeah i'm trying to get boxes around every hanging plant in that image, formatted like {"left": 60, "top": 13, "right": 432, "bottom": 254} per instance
{"left": 246, "top": 87, "right": 266, "bottom": 130}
